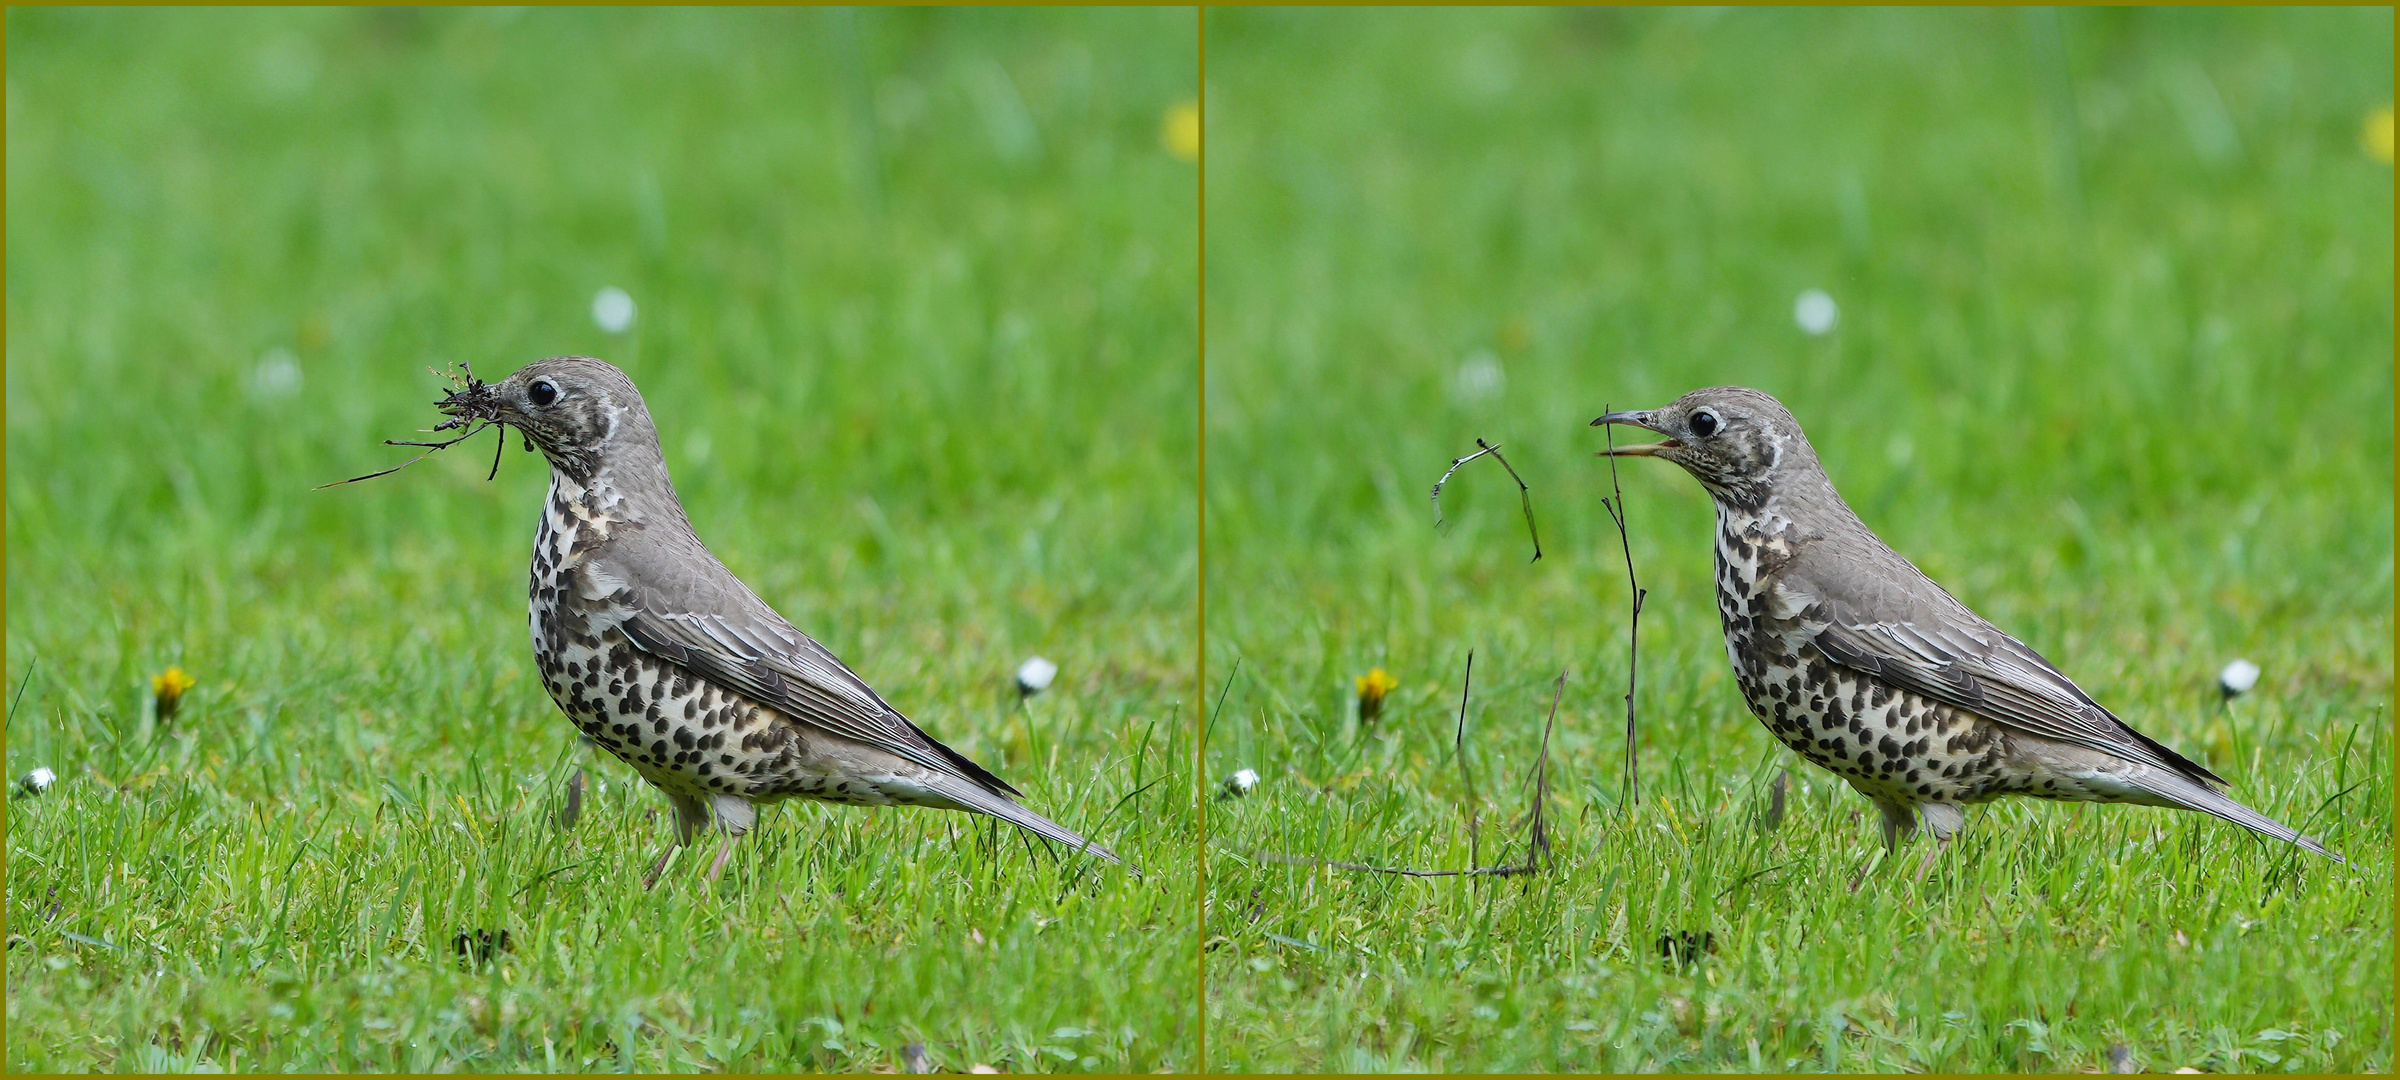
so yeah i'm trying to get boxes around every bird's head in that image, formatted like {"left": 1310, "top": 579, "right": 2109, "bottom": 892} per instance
{"left": 439, "top": 356, "right": 660, "bottom": 476}
{"left": 1592, "top": 386, "right": 1812, "bottom": 508}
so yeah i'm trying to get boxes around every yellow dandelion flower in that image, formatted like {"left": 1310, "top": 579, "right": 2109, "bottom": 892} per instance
{"left": 1355, "top": 667, "right": 1398, "bottom": 722}
{"left": 2363, "top": 105, "right": 2393, "bottom": 164}
{"left": 1163, "top": 100, "right": 1200, "bottom": 162}
{"left": 152, "top": 665, "right": 195, "bottom": 721}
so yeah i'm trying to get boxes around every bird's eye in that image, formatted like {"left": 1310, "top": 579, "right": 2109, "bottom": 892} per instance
{"left": 1689, "top": 409, "right": 1720, "bottom": 437}
{"left": 528, "top": 380, "right": 558, "bottom": 407}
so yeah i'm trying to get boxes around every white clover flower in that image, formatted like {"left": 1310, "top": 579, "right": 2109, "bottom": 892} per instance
{"left": 1794, "top": 289, "right": 1839, "bottom": 336}
{"left": 1014, "top": 656, "right": 1058, "bottom": 696}
{"left": 2218, "top": 658, "right": 2260, "bottom": 698}
{"left": 1221, "top": 768, "right": 1260, "bottom": 798}
{"left": 592, "top": 286, "right": 637, "bottom": 333}
{"left": 16, "top": 767, "right": 55, "bottom": 796}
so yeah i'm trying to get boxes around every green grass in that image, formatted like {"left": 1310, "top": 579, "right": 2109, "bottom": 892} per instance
{"left": 1202, "top": 7, "right": 2390, "bottom": 1072}
{"left": 7, "top": 8, "right": 1195, "bottom": 1071}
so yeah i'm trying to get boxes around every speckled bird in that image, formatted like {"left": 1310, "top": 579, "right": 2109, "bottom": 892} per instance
{"left": 1595, "top": 387, "right": 2339, "bottom": 874}
{"left": 437, "top": 357, "right": 1118, "bottom": 886}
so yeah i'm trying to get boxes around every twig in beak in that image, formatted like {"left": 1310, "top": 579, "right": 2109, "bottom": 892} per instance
{"left": 314, "top": 421, "right": 496, "bottom": 488}
{"left": 315, "top": 361, "right": 509, "bottom": 489}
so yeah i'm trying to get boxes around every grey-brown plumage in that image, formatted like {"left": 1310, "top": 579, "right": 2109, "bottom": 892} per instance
{"left": 439, "top": 357, "right": 1118, "bottom": 886}
{"left": 1595, "top": 387, "right": 2339, "bottom": 873}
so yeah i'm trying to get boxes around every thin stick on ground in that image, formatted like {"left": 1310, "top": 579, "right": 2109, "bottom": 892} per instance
{"left": 1517, "top": 669, "right": 1566, "bottom": 870}
{"left": 1456, "top": 651, "right": 1479, "bottom": 870}
{"left": 8, "top": 658, "right": 37, "bottom": 720}
{"left": 1453, "top": 650, "right": 1477, "bottom": 803}
{"left": 1250, "top": 851, "right": 1540, "bottom": 878}
{"left": 1203, "top": 657, "right": 1242, "bottom": 748}
{"left": 1599, "top": 404, "right": 1647, "bottom": 809}
{"left": 1431, "top": 438, "right": 1542, "bottom": 562}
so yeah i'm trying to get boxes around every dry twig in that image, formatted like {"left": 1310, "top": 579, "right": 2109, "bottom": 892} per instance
{"left": 1598, "top": 405, "right": 1647, "bottom": 808}
{"left": 1431, "top": 438, "right": 1542, "bottom": 562}
{"left": 1255, "top": 660, "right": 1565, "bottom": 879}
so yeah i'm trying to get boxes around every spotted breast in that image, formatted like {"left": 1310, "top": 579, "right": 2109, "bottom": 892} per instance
{"left": 1712, "top": 507, "right": 2021, "bottom": 835}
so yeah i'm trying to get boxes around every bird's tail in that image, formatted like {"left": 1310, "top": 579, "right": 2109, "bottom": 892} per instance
{"left": 2134, "top": 770, "right": 2344, "bottom": 864}
{"left": 921, "top": 773, "right": 1126, "bottom": 869}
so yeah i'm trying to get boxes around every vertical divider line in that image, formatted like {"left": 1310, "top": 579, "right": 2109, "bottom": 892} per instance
{"left": 1193, "top": 5, "right": 1209, "bottom": 1072}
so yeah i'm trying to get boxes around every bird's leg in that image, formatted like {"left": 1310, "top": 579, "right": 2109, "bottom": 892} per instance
{"left": 643, "top": 793, "right": 712, "bottom": 890}
{"left": 1913, "top": 833, "right": 1951, "bottom": 882}
{"left": 1846, "top": 846, "right": 1888, "bottom": 893}
{"left": 1912, "top": 803, "right": 1963, "bottom": 883}
{"left": 642, "top": 843, "right": 681, "bottom": 890}
{"left": 704, "top": 834, "right": 742, "bottom": 882}
{"left": 1851, "top": 798, "right": 1917, "bottom": 891}
{"left": 702, "top": 793, "right": 757, "bottom": 885}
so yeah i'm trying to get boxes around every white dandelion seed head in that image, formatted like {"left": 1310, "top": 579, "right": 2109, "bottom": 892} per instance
{"left": 1014, "top": 656, "right": 1058, "bottom": 695}
{"left": 591, "top": 286, "right": 637, "bottom": 334}
{"left": 2218, "top": 658, "right": 2260, "bottom": 697}
{"left": 1794, "top": 289, "right": 1840, "bottom": 336}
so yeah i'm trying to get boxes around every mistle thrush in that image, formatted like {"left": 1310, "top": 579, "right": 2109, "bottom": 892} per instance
{"left": 1595, "top": 387, "right": 2340, "bottom": 873}
{"left": 437, "top": 356, "right": 1119, "bottom": 885}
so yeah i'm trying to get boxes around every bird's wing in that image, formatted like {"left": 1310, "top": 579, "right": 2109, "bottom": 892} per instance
{"left": 1774, "top": 554, "right": 2225, "bottom": 788}
{"left": 584, "top": 545, "right": 1021, "bottom": 797}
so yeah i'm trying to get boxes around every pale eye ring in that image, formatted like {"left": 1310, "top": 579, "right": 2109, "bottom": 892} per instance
{"left": 528, "top": 379, "right": 559, "bottom": 407}
{"left": 1688, "top": 409, "right": 1720, "bottom": 437}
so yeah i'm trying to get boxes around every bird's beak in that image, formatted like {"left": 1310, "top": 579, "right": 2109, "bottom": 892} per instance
{"left": 1591, "top": 409, "right": 1678, "bottom": 457}
{"left": 437, "top": 379, "right": 502, "bottom": 421}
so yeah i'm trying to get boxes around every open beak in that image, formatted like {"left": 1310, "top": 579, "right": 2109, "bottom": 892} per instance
{"left": 1590, "top": 408, "right": 1679, "bottom": 457}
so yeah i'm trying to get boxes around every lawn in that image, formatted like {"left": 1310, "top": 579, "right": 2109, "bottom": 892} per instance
{"left": 1201, "top": 7, "right": 2391, "bottom": 1072}
{"left": 6, "top": 8, "right": 1197, "bottom": 1072}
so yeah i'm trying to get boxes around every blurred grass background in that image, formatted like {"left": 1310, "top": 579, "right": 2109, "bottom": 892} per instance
{"left": 8, "top": 7, "right": 1195, "bottom": 1071}
{"left": 1202, "top": 7, "right": 2390, "bottom": 1072}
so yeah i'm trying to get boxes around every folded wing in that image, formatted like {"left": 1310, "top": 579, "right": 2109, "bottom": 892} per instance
{"left": 599, "top": 553, "right": 1023, "bottom": 799}
{"left": 1776, "top": 545, "right": 2225, "bottom": 789}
